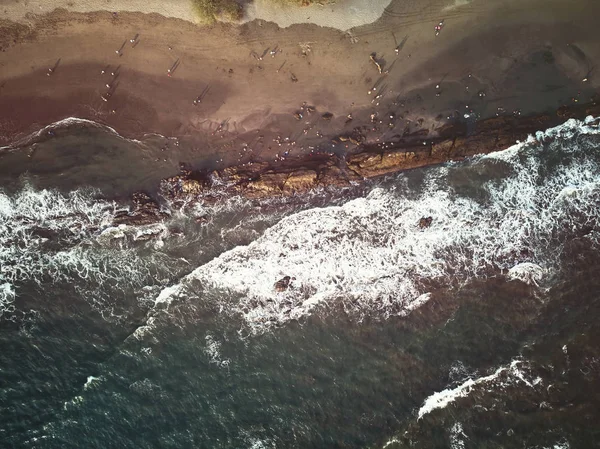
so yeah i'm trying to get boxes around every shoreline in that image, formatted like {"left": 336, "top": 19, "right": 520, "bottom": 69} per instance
{"left": 1, "top": 0, "right": 599, "bottom": 198}
{"left": 157, "top": 101, "right": 600, "bottom": 198}
{"left": 112, "top": 100, "right": 600, "bottom": 226}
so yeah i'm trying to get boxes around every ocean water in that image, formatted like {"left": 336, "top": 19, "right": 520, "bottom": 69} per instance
{"left": 1, "top": 117, "right": 600, "bottom": 448}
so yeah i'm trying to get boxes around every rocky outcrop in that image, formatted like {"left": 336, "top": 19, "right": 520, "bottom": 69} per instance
{"left": 274, "top": 276, "right": 294, "bottom": 292}
{"left": 347, "top": 103, "right": 600, "bottom": 178}
{"left": 418, "top": 217, "right": 433, "bottom": 229}
{"left": 156, "top": 101, "right": 600, "bottom": 204}
{"left": 113, "top": 192, "right": 169, "bottom": 226}
{"left": 159, "top": 153, "right": 359, "bottom": 203}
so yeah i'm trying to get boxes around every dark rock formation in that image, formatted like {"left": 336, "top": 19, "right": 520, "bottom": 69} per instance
{"left": 113, "top": 192, "right": 170, "bottom": 226}
{"left": 159, "top": 153, "right": 358, "bottom": 203}
{"left": 274, "top": 276, "right": 294, "bottom": 292}
{"left": 153, "top": 101, "right": 600, "bottom": 206}
{"left": 418, "top": 217, "right": 433, "bottom": 229}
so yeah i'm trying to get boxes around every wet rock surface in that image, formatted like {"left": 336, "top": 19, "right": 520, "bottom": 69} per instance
{"left": 274, "top": 276, "right": 294, "bottom": 292}
{"left": 156, "top": 101, "right": 600, "bottom": 204}
{"left": 113, "top": 192, "right": 169, "bottom": 226}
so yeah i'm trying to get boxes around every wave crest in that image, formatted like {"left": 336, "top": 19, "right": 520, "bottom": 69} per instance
{"left": 155, "top": 117, "right": 600, "bottom": 334}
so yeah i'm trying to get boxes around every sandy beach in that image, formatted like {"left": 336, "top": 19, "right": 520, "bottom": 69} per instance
{"left": 1, "top": 0, "right": 599, "bottom": 172}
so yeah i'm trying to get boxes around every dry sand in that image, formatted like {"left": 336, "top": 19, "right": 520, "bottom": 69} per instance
{"left": 1, "top": 0, "right": 196, "bottom": 24}
{"left": 1, "top": 0, "right": 393, "bottom": 30}
{"left": 0, "top": 0, "right": 599, "bottom": 171}
{"left": 244, "top": 0, "right": 393, "bottom": 31}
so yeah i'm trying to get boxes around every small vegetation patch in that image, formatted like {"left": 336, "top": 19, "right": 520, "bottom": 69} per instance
{"left": 190, "top": 0, "right": 244, "bottom": 24}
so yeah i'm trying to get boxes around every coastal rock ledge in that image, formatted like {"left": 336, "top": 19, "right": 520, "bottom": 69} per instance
{"left": 157, "top": 101, "right": 599, "bottom": 205}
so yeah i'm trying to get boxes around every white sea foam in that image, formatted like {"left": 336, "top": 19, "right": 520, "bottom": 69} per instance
{"left": 154, "top": 117, "right": 600, "bottom": 333}
{"left": 0, "top": 117, "right": 142, "bottom": 151}
{"left": 382, "top": 438, "right": 401, "bottom": 449}
{"left": 399, "top": 292, "right": 432, "bottom": 316}
{"left": 132, "top": 316, "right": 158, "bottom": 341}
{"left": 83, "top": 375, "right": 103, "bottom": 390}
{"left": 204, "top": 333, "right": 231, "bottom": 368}
{"left": 246, "top": 438, "right": 275, "bottom": 449}
{"left": 508, "top": 263, "right": 545, "bottom": 286}
{"left": 449, "top": 422, "right": 467, "bottom": 449}
{"left": 417, "top": 360, "right": 537, "bottom": 419}
{"left": 0, "top": 185, "right": 177, "bottom": 319}
{"left": 0, "top": 283, "right": 16, "bottom": 316}
{"left": 418, "top": 365, "right": 506, "bottom": 419}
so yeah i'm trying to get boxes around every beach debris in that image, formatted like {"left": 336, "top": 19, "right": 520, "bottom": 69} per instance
{"left": 270, "top": 46, "right": 281, "bottom": 58}
{"left": 434, "top": 20, "right": 444, "bottom": 36}
{"left": 300, "top": 103, "right": 316, "bottom": 114}
{"left": 392, "top": 33, "right": 409, "bottom": 54}
{"left": 106, "top": 72, "right": 119, "bottom": 89}
{"left": 299, "top": 42, "right": 314, "bottom": 57}
{"left": 371, "top": 85, "right": 387, "bottom": 104}
{"left": 368, "top": 76, "right": 385, "bottom": 95}
{"left": 370, "top": 52, "right": 383, "bottom": 74}
{"left": 167, "top": 59, "right": 180, "bottom": 77}
{"left": 101, "top": 64, "right": 109, "bottom": 75}
{"left": 101, "top": 78, "right": 119, "bottom": 102}
{"left": 345, "top": 113, "right": 353, "bottom": 124}
{"left": 294, "top": 111, "right": 303, "bottom": 120}
{"left": 346, "top": 30, "right": 359, "bottom": 44}
{"left": 212, "top": 118, "right": 231, "bottom": 136}
{"left": 116, "top": 40, "right": 126, "bottom": 56}
{"left": 418, "top": 216, "right": 433, "bottom": 229}
{"left": 193, "top": 85, "right": 210, "bottom": 105}
{"left": 478, "top": 90, "right": 486, "bottom": 98}
{"left": 382, "top": 59, "right": 395, "bottom": 76}
{"left": 290, "top": 73, "right": 298, "bottom": 82}
{"left": 388, "top": 112, "right": 396, "bottom": 128}
{"left": 46, "top": 58, "right": 61, "bottom": 76}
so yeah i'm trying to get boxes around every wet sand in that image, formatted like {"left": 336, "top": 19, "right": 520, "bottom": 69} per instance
{"left": 0, "top": 0, "right": 599, "bottom": 173}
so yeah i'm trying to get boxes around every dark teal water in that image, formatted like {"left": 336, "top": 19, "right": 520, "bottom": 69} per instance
{"left": 1, "top": 118, "right": 600, "bottom": 449}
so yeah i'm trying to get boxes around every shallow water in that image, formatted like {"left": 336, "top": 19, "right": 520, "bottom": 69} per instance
{"left": 1, "top": 117, "right": 600, "bottom": 448}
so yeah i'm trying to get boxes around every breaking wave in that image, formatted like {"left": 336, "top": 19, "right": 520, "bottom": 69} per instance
{"left": 155, "top": 117, "right": 600, "bottom": 334}
{"left": 0, "top": 176, "right": 350, "bottom": 322}
{"left": 417, "top": 359, "right": 540, "bottom": 419}
{"left": 0, "top": 185, "right": 177, "bottom": 320}
{"left": 0, "top": 117, "right": 143, "bottom": 152}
